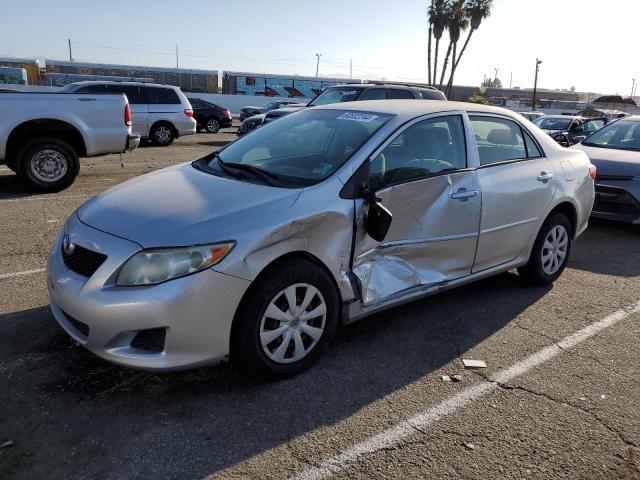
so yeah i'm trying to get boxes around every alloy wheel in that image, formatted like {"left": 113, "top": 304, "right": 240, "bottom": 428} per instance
{"left": 30, "top": 149, "right": 68, "bottom": 183}
{"left": 260, "top": 283, "right": 327, "bottom": 364}
{"left": 206, "top": 119, "right": 220, "bottom": 133}
{"left": 541, "top": 225, "right": 568, "bottom": 275}
{"left": 154, "top": 126, "right": 172, "bottom": 144}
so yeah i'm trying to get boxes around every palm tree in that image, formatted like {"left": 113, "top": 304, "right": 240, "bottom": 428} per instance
{"left": 429, "top": 0, "right": 449, "bottom": 86}
{"left": 439, "top": 0, "right": 468, "bottom": 91}
{"left": 446, "top": 0, "right": 493, "bottom": 93}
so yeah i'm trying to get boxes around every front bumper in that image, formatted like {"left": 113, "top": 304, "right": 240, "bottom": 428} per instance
{"left": 47, "top": 214, "right": 251, "bottom": 371}
{"left": 126, "top": 134, "right": 141, "bottom": 152}
{"left": 592, "top": 183, "right": 640, "bottom": 224}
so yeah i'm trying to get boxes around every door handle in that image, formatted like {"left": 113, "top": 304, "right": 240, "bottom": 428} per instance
{"left": 451, "top": 188, "right": 479, "bottom": 201}
{"left": 537, "top": 172, "right": 554, "bottom": 182}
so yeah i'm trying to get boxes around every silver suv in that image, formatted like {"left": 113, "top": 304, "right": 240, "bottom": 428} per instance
{"left": 64, "top": 81, "right": 197, "bottom": 146}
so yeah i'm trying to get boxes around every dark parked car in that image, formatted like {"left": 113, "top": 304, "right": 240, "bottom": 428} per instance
{"left": 534, "top": 115, "right": 606, "bottom": 146}
{"left": 573, "top": 116, "right": 640, "bottom": 223}
{"left": 239, "top": 100, "right": 302, "bottom": 121}
{"left": 188, "top": 98, "right": 233, "bottom": 133}
{"left": 237, "top": 83, "right": 447, "bottom": 136}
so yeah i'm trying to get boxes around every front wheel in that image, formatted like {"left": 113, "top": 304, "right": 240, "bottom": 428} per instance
{"left": 149, "top": 123, "right": 175, "bottom": 146}
{"left": 205, "top": 118, "right": 220, "bottom": 133}
{"left": 518, "top": 212, "right": 573, "bottom": 285}
{"left": 231, "top": 260, "right": 339, "bottom": 378}
{"left": 16, "top": 137, "right": 79, "bottom": 192}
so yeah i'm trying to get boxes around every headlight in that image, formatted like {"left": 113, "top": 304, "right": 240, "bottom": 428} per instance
{"left": 116, "top": 242, "right": 235, "bottom": 286}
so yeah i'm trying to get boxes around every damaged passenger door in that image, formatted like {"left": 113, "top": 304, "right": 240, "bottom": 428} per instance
{"left": 351, "top": 113, "right": 481, "bottom": 306}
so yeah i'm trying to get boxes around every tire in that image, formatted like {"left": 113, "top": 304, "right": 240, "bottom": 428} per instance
{"left": 16, "top": 137, "right": 79, "bottom": 192}
{"left": 231, "top": 260, "right": 339, "bottom": 379}
{"left": 205, "top": 117, "right": 221, "bottom": 134}
{"left": 518, "top": 212, "right": 573, "bottom": 285}
{"left": 149, "top": 123, "right": 175, "bottom": 146}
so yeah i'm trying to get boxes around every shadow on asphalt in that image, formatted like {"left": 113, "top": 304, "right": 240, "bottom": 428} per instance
{"left": 570, "top": 218, "right": 640, "bottom": 277}
{"left": 0, "top": 272, "right": 550, "bottom": 479}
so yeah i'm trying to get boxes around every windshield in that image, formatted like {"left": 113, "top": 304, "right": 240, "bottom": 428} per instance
{"left": 264, "top": 102, "right": 278, "bottom": 109}
{"left": 308, "top": 87, "right": 362, "bottom": 107}
{"left": 582, "top": 119, "right": 640, "bottom": 151}
{"left": 534, "top": 117, "right": 572, "bottom": 130}
{"left": 206, "top": 109, "right": 391, "bottom": 187}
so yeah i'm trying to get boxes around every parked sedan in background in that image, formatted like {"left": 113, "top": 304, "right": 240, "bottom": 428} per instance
{"left": 573, "top": 116, "right": 640, "bottom": 223}
{"left": 534, "top": 115, "right": 606, "bottom": 146}
{"left": 48, "top": 100, "right": 594, "bottom": 378}
{"left": 239, "top": 100, "right": 301, "bottom": 121}
{"left": 188, "top": 98, "right": 233, "bottom": 133}
{"left": 519, "top": 111, "right": 545, "bottom": 122}
{"left": 237, "top": 107, "right": 304, "bottom": 136}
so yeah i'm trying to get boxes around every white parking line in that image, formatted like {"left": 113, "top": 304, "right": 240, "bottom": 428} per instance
{"left": 292, "top": 300, "right": 640, "bottom": 480}
{"left": 0, "top": 268, "right": 46, "bottom": 280}
{"left": 0, "top": 194, "right": 92, "bottom": 203}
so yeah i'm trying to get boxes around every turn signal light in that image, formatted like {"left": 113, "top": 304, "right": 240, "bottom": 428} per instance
{"left": 588, "top": 164, "right": 597, "bottom": 180}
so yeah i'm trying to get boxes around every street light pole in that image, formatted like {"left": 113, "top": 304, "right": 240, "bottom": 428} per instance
{"left": 532, "top": 58, "right": 542, "bottom": 111}
{"left": 315, "top": 53, "right": 322, "bottom": 78}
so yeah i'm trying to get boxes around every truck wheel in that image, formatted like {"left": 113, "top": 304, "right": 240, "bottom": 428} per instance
{"left": 205, "top": 118, "right": 221, "bottom": 133}
{"left": 16, "top": 138, "right": 79, "bottom": 192}
{"left": 150, "top": 123, "right": 175, "bottom": 146}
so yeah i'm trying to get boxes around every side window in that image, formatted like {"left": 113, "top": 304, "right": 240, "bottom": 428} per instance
{"left": 524, "top": 130, "right": 542, "bottom": 158}
{"left": 108, "top": 84, "right": 145, "bottom": 104}
{"left": 77, "top": 84, "right": 108, "bottom": 93}
{"left": 388, "top": 89, "right": 415, "bottom": 99}
{"left": 146, "top": 87, "right": 181, "bottom": 105}
{"left": 359, "top": 89, "right": 386, "bottom": 101}
{"left": 469, "top": 116, "right": 527, "bottom": 166}
{"left": 189, "top": 99, "right": 202, "bottom": 108}
{"left": 370, "top": 115, "right": 466, "bottom": 189}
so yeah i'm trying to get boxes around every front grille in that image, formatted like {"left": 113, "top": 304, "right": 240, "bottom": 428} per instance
{"left": 131, "top": 328, "right": 166, "bottom": 353}
{"left": 62, "top": 244, "right": 107, "bottom": 278}
{"left": 63, "top": 311, "right": 90, "bottom": 338}
{"left": 594, "top": 185, "right": 640, "bottom": 216}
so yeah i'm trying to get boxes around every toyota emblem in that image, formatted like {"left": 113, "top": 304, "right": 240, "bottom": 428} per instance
{"left": 63, "top": 234, "right": 75, "bottom": 255}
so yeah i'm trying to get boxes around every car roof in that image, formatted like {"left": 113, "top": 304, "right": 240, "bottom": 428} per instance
{"left": 541, "top": 115, "right": 582, "bottom": 120}
{"left": 310, "top": 100, "right": 523, "bottom": 120}
{"left": 68, "top": 80, "right": 177, "bottom": 89}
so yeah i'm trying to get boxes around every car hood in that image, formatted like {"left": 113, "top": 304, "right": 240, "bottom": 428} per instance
{"left": 573, "top": 143, "right": 640, "bottom": 176}
{"left": 77, "top": 163, "right": 302, "bottom": 248}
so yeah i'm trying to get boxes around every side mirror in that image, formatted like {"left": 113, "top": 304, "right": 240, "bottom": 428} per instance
{"left": 362, "top": 186, "right": 393, "bottom": 242}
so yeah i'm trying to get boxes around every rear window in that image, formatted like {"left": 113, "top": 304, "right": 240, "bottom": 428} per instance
{"left": 419, "top": 89, "right": 446, "bottom": 100}
{"left": 308, "top": 87, "right": 363, "bottom": 107}
{"left": 145, "top": 87, "right": 181, "bottom": 105}
{"left": 388, "top": 89, "right": 414, "bottom": 99}
{"left": 76, "top": 85, "right": 108, "bottom": 93}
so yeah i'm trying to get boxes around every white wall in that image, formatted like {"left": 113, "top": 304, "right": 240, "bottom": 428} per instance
{"left": 0, "top": 84, "right": 309, "bottom": 114}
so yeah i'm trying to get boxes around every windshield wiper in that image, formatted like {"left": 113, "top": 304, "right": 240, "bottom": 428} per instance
{"left": 210, "top": 151, "right": 245, "bottom": 180}
{"left": 222, "top": 162, "right": 283, "bottom": 187}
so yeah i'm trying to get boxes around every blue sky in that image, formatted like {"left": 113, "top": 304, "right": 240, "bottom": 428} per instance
{"left": 1, "top": 0, "right": 637, "bottom": 94}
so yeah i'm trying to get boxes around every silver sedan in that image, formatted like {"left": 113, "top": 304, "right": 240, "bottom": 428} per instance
{"left": 47, "top": 101, "right": 595, "bottom": 377}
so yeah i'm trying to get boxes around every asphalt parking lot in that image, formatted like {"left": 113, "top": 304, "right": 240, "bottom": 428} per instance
{"left": 1, "top": 127, "right": 639, "bottom": 480}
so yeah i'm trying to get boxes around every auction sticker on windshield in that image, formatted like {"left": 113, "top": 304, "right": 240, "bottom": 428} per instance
{"left": 337, "top": 112, "right": 380, "bottom": 122}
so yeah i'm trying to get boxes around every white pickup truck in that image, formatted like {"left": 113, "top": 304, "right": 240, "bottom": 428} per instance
{"left": 0, "top": 91, "right": 140, "bottom": 192}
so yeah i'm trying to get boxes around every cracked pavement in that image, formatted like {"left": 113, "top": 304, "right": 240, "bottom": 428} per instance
{"left": 1, "top": 131, "right": 640, "bottom": 479}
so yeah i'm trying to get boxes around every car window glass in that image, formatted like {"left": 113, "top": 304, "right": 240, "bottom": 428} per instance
{"left": 524, "top": 130, "right": 542, "bottom": 157}
{"left": 370, "top": 115, "right": 466, "bottom": 189}
{"left": 388, "top": 89, "right": 414, "bottom": 99}
{"left": 359, "top": 89, "right": 387, "bottom": 101}
{"left": 189, "top": 99, "right": 202, "bottom": 108}
{"left": 145, "top": 87, "right": 180, "bottom": 104}
{"left": 584, "top": 120, "right": 604, "bottom": 132}
{"left": 108, "top": 84, "right": 145, "bottom": 104}
{"left": 470, "top": 116, "right": 527, "bottom": 165}
{"left": 77, "top": 84, "right": 108, "bottom": 93}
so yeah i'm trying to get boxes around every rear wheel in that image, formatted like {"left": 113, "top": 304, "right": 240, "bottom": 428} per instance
{"left": 16, "top": 137, "right": 79, "bottom": 192}
{"left": 231, "top": 260, "right": 339, "bottom": 378}
{"left": 149, "top": 123, "right": 175, "bottom": 146}
{"left": 518, "top": 212, "right": 573, "bottom": 285}
{"left": 205, "top": 118, "right": 221, "bottom": 133}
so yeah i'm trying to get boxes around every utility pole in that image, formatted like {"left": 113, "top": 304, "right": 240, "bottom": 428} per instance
{"left": 510, "top": 71, "right": 513, "bottom": 89}
{"left": 68, "top": 38, "right": 73, "bottom": 62}
{"left": 176, "top": 44, "right": 179, "bottom": 70}
{"left": 532, "top": 58, "right": 542, "bottom": 111}
{"left": 349, "top": 58, "right": 352, "bottom": 80}
{"left": 631, "top": 78, "right": 636, "bottom": 98}
{"left": 315, "top": 53, "right": 322, "bottom": 78}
